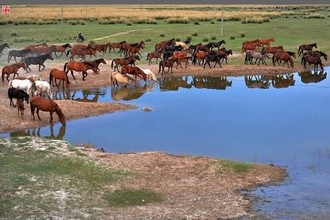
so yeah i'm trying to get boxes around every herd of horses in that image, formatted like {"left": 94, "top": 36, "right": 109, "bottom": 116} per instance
{"left": 0, "top": 36, "right": 328, "bottom": 126}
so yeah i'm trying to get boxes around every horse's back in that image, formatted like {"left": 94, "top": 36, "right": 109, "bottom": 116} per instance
{"left": 31, "top": 96, "right": 56, "bottom": 110}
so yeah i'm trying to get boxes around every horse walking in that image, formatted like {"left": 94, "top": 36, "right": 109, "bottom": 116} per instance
{"left": 64, "top": 61, "right": 98, "bottom": 81}
{"left": 298, "top": 43, "right": 317, "bottom": 56}
{"left": 2, "top": 62, "right": 26, "bottom": 82}
{"left": 24, "top": 53, "right": 54, "bottom": 72}
{"left": 7, "top": 49, "right": 32, "bottom": 63}
{"left": 0, "top": 43, "right": 10, "bottom": 57}
{"left": 30, "top": 96, "right": 66, "bottom": 126}
{"left": 49, "top": 68, "right": 70, "bottom": 89}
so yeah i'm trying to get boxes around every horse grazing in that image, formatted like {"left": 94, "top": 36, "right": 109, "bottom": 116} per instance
{"left": 24, "top": 53, "right": 54, "bottom": 72}
{"left": 34, "top": 80, "right": 52, "bottom": 98}
{"left": 30, "top": 96, "right": 66, "bottom": 126}
{"left": 111, "top": 55, "right": 140, "bottom": 72}
{"left": 0, "top": 43, "right": 10, "bottom": 57}
{"left": 49, "top": 43, "right": 72, "bottom": 57}
{"left": 7, "top": 87, "right": 30, "bottom": 107}
{"left": 8, "top": 78, "right": 36, "bottom": 96}
{"left": 2, "top": 62, "right": 26, "bottom": 82}
{"left": 298, "top": 43, "right": 317, "bottom": 56}
{"left": 7, "top": 49, "right": 32, "bottom": 63}
{"left": 49, "top": 68, "right": 70, "bottom": 89}
{"left": 111, "top": 71, "right": 136, "bottom": 87}
{"left": 64, "top": 61, "right": 98, "bottom": 81}
{"left": 121, "top": 65, "right": 147, "bottom": 82}
{"left": 147, "top": 51, "right": 162, "bottom": 64}
{"left": 158, "top": 59, "right": 176, "bottom": 75}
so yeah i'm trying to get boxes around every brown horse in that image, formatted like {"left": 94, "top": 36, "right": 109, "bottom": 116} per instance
{"left": 64, "top": 61, "right": 98, "bottom": 81}
{"left": 301, "top": 54, "right": 323, "bottom": 71}
{"left": 158, "top": 59, "right": 176, "bottom": 75}
{"left": 83, "top": 58, "right": 106, "bottom": 73}
{"left": 111, "top": 55, "right": 140, "bottom": 72}
{"left": 67, "top": 44, "right": 97, "bottom": 61}
{"left": 121, "top": 41, "right": 145, "bottom": 57}
{"left": 16, "top": 99, "right": 25, "bottom": 117}
{"left": 272, "top": 51, "right": 294, "bottom": 68}
{"left": 2, "top": 62, "right": 26, "bottom": 82}
{"left": 259, "top": 38, "right": 275, "bottom": 47}
{"left": 121, "top": 65, "right": 147, "bottom": 82}
{"left": 109, "top": 40, "right": 127, "bottom": 53}
{"left": 147, "top": 51, "right": 162, "bottom": 64}
{"left": 30, "top": 96, "right": 66, "bottom": 125}
{"left": 298, "top": 43, "right": 317, "bottom": 56}
{"left": 49, "top": 68, "right": 70, "bottom": 89}
{"left": 49, "top": 43, "right": 72, "bottom": 57}
{"left": 155, "top": 38, "right": 175, "bottom": 51}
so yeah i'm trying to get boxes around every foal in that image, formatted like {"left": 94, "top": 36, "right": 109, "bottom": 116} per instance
{"left": 16, "top": 99, "right": 25, "bottom": 117}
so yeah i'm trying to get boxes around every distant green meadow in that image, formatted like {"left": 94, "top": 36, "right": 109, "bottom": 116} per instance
{"left": 0, "top": 5, "right": 329, "bottom": 66}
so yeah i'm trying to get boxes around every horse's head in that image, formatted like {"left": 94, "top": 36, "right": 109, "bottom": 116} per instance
{"left": 100, "top": 58, "right": 106, "bottom": 65}
{"left": 24, "top": 94, "right": 30, "bottom": 104}
{"left": 56, "top": 107, "right": 66, "bottom": 126}
{"left": 47, "top": 53, "right": 54, "bottom": 60}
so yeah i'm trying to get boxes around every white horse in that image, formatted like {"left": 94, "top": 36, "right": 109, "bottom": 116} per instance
{"left": 8, "top": 79, "right": 35, "bottom": 96}
{"left": 34, "top": 80, "right": 52, "bottom": 98}
{"left": 139, "top": 68, "right": 157, "bottom": 81}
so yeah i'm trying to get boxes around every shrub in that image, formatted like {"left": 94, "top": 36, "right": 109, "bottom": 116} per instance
{"left": 202, "top": 38, "right": 209, "bottom": 42}
{"left": 160, "top": 33, "right": 165, "bottom": 37}
{"left": 194, "top": 21, "right": 200, "bottom": 25}
{"left": 211, "top": 36, "right": 217, "bottom": 40}
{"left": 230, "top": 36, "right": 235, "bottom": 40}
{"left": 11, "top": 32, "right": 18, "bottom": 37}
{"left": 192, "top": 32, "right": 198, "bottom": 37}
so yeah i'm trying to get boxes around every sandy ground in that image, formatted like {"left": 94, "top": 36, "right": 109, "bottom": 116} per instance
{"left": 1, "top": 57, "right": 325, "bottom": 219}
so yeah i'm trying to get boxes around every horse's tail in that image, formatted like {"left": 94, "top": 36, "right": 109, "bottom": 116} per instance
{"left": 298, "top": 45, "right": 302, "bottom": 56}
{"left": 65, "top": 70, "right": 70, "bottom": 86}
{"left": 8, "top": 80, "right": 13, "bottom": 88}
{"left": 111, "top": 59, "right": 114, "bottom": 69}
{"left": 63, "top": 62, "right": 68, "bottom": 72}
{"left": 272, "top": 55, "right": 276, "bottom": 66}
{"left": 290, "top": 57, "right": 294, "bottom": 68}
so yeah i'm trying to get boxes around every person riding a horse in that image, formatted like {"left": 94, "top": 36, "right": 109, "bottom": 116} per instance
{"left": 76, "top": 33, "right": 85, "bottom": 42}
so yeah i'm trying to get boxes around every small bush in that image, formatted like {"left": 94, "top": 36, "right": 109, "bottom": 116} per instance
{"left": 211, "top": 36, "right": 217, "bottom": 40}
{"left": 192, "top": 32, "right": 198, "bottom": 37}
{"left": 160, "top": 33, "right": 165, "bottom": 37}
{"left": 194, "top": 21, "right": 200, "bottom": 25}
{"left": 145, "top": 38, "right": 152, "bottom": 42}
{"left": 202, "top": 38, "right": 209, "bottom": 42}
{"left": 176, "top": 37, "right": 181, "bottom": 41}
{"left": 11, "top": 32, "right": 18, "bottom": 37}
{"left": 230, "top": 36, "right": 235, "bottom": 40}
{"left": 211, "top": 21, "right": 215, "bottom": 24}
{"left": 240, "top": 32, "right": 245, "bottom": 38}
{"left": 126, "top": 23, "right": 132, "bottom": 26}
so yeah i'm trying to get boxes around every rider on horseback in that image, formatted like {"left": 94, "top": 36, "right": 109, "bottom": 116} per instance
{"left": 76, "top": 33, "right": 85, "bottom": 42}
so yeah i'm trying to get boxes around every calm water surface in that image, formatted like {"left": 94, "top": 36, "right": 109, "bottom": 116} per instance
{"left": 1, "top": 67, "right": 330, "bottom": 219}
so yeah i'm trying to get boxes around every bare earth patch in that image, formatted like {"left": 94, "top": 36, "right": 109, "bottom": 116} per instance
{"left": 1, "top": 60, "right": 304, "bottom": 218}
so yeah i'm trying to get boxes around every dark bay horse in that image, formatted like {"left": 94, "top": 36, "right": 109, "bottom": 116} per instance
{"left": 0, "top": 43, "right": 10, "bottom": 57}
{"left": 111, "top": 55, "right": 140, "bottom": 72}
{"left": 49, "top": 68, "right": 70, "bottom": 89}
{"left": 2, "top": 62, "right": 26, "bottom": 82}
{"left": 24, "top": 53, "right": 54, "bottom": 72}
{"left": 158, "top": 59, "right": 176, "bottom": 74}
{"left": 121, "top": 65, "right": 147, "bottom": 82}
{"left": 64, "top": 61, "right": 98, "bottom": 81}
{"left": 7, "top": 49, "right": 32, "bottom": 63}
{"left": 298, "top": 43, "right": 317, "bottom": 56}
{"left": 147, "top": 50, "right": 162, "bottom": 64}
{"left": 83, "top": 58, "right": 106, "bottom": 73}
{"left": 272, "top": 51, "right": 294, "bottom": 68}
{"left": 30, "top": 96, "right": 66, "bottom": 126}
{"left": 301, "top": 54, "right": 324, "bottom": 71}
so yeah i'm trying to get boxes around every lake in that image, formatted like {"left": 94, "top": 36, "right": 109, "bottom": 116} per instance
{"left": 1, "top": 67, "right": 329, "bottom": 219}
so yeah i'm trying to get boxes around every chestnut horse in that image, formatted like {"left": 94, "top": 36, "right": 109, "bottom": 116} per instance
{"left": 121, "top": 65, "right": 147, "bottom": 82}
{"left": 111, "top": 55, "right": 140, "bottom": 72}
{"left": 64, "top": 61, "right": 98, "bottom": 81}
{"left": 49, "top": 68, "right": 70, "bottom": 89}
{"left": 30, "top": 96, "right": 66, "bottom": 125}
{"left": 147, "top": 50, "right": 162, "bottom": 64}
{"left": 2, "top": 62, "right": 26, "bottom": 82}
{"left": 260, "top": 38, "right": 275, "bottom": 47}
{"left": 83, "top": 58, "right": 106, "bottom": 73}
{"left": 49, "top": 43, "right": 72, "bottom": 57}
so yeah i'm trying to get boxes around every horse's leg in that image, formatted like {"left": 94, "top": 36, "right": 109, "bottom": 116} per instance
{"left": 82, "top": 72, "right": 87, "bottom": 81}
{"left": 40, "top": 64, "right": 45, "bottom": 71}
{"left": 49, "top": 112, "right": 54, "bottom": 125}
{"left": 70, "top": 70, "right": 76, "bottom": 80}
{"left": 36, "top": 108, "right": 41, "bottom": 120}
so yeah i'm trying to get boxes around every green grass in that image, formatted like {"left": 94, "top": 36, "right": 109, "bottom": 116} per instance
{"left": 105, "top": 188, "right": 163, "bottom": 207}
{"left": 218, "top": 160, "right": 253, "bottom": 174}
{"left": 0, "top": 137, "right": 134, "bottom": 218}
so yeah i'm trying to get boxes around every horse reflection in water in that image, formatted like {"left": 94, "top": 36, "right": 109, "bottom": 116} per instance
{"left": 299, "top": 70, "right": 327, "bottom": 84}
{"left": 272, "top": 73, "right": 295, "bottom": 89}
{"left": 159, "top": 76, "right": 193, "bottom": 91}
{"left": 73, "top": 88, "right": 106, "bottom": 102}
{"left": 10, "top": 125, "right": 66, "bottom": 140}
{"left": 193, "top": 76, "right": 232, "bottom": 90}
{"left": 245, "top": 75, "right": 270, "bottom": 89}
{"left": 111, "top": 81, "right": 157, "bottom": 101}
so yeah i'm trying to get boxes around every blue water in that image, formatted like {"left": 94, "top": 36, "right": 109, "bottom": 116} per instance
{"left": 1, "top": 67, "right": 330, "bottom": 219}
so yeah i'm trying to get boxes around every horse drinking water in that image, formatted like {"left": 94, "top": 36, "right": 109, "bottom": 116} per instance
{"left": 30, "top": 96, "right": 66, "bottom": 126}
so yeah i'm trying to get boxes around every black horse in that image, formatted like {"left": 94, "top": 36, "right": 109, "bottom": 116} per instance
{"left": 7, "top": 49, "right": 32, "bottom": 63}
{"left": 0, "top": 43, "right": 10, "bottom": 57}
{"left": 8, "top": 87, "right": 29, "bottom": 107}
{"left": 24, "top": 53, "right": 54, "bottom": 72}
{"left": 205, "top": 40, "right": 226, "bottom": 50}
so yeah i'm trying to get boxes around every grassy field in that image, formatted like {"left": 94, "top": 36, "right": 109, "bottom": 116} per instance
{"left": 0, "top": 4, "right": 329, "bottom": 66}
